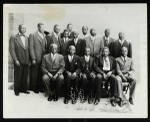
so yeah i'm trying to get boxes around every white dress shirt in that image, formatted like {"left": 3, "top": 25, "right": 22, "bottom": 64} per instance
{"left": 53, "top": 31, "right": 59, "bottom": 40}
{"left": 63, "top": 37, "right": 68, "bottom": 43}
{"left": 19, "top": 33, "right": 25, "bottom": 47}
{"left": 38, "top": 31, "right": 45, "bottom": 39}
{"left": 103, "top": 57, "right": 110, "bottom": 71}
{"left": 74, "top": 38, "right": 79, "bottom": 45}
{"left": 90, "top": 36, "right": 96, "bottom": 41}
{"left": 85, "top": 55, "right": 90, "bottom": 62}
{"left": 68, "top": 55, "right": 74, "bottom": 62}
{"left": 121, "top": 56, "right": 127, "bottom": 62}
{"left": 51, "top": 53, "right": 56, "bottom": 61}
{"left": 119, "top": 39, "right": 124, "bottom": 46}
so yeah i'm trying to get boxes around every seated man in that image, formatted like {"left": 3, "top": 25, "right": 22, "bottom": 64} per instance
{"left": 80, "top": 47, "right": 96, "bottom": 104}
{"left": 41, "top": 43, "right": 65, "bottom": 102}
{"left": 93, "top": 46, "right": 118, "bottom": 106}
{"left": 64, "top": 45, "right": 81, "bottom": 104}
{"left": 116, "top": 46, "right": 136, "bottom": 107}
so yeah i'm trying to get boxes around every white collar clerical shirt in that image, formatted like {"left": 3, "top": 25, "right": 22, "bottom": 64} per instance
{"left": 103, "top": 57, "right": 110, "bottom": 71}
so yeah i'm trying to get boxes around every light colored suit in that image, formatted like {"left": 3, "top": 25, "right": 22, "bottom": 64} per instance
{"left": 85, "top": 36, "right": 101, "bottom": 57}
{"left": 116, "top": 56, "right": 136, "bottom": 99}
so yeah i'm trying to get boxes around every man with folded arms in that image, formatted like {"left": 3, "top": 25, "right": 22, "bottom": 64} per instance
{"left": 116, "top": 46, "right": 136, "bottom": 107}
{"left": 41, "top": 44, "right": 65, "bottom": 101}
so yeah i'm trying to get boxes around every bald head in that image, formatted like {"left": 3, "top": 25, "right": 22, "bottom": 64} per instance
{"left": 119, "top": 32, "right": 125, "bottom": 40}
{"left": 104, "top": 29, "right": 110, "bottom": 37}
{"left": 90, "top": 28, "right": 96, "bottom": 37}
{"left": 18, "top": 24, "right": 26, "bottom": 34}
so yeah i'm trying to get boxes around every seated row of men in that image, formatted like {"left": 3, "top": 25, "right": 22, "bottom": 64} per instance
{"left": 9, "top": 24, "right": 135, "bottom": 107}
{"left": 42, "top": 43, "right": 136, "bottom": 107}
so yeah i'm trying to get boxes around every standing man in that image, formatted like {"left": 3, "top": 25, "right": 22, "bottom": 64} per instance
{"left": 80, "top": 47, "right": 96, "bottom": 104}
{"left": 64, "top": 45, "right": 81, "bottom": 104}
{"left": 116, "top": 46, "right": 136, "bottom": 107}
{"left": 81, "top": 26, "right": 89, "bottom": 40}
{"left": 46, "top": 24, "right": 61, "bottom": 53}
{"left": 59, "top": 29, "right": 71, "bottom": 56}
{"left": 85, "top": 28, "right": 101, "bottom": 57}
{"left": 29, "top": 23, "right": 47, "bottom": 93}
{"left": 112, "top": 32, "right": 132, "bottom": 58}
{"left": 9, "top": 24, "right": 30, "bottom": 96}
{"left": 93, "top": 47, "right": 118, "bottom": 106}
{"left": 69, "top": 30, "right": 86, "bottom": 56}
{"left": 67, "top": 23, "right": 74, "bottom": 39}
{"left": 41, "top": 44, "right": 65, "bottom": 101}
{"left": 100, "top": 29, "right": 115, "bottom": 56}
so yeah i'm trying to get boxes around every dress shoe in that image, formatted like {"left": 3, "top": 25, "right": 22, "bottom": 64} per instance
{"left": 48, "top": 94, "right": 52, "bottom": 101}
{"left": 15, "top": 91, "right": 19, "bottom": 96}
{"left": 110, "top": 99, "right": 116, "bottom": 106}
{"left": 118, "top": 99, "right": 123, "bottom": 107}
{"left": 34, "top": 90, "right": 39, "bottom": 93}
{"left": 88, "top": 97, "right": 93, "bottom": 104}
{"left": 94, "top": 98, "right": 100, "bottom": 105}
{"left": 129, "top": 98, "right": 134, "bottom": 105}
{"left": 23, "top": 91, "right": 30, "bottom": 94}
{"left": 72, "top": 99, "right": 77, "bottom": 104}
{"left": 64, "top": 98, "right": 69, "bottom": 104}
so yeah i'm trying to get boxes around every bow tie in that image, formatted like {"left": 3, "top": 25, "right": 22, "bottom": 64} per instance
{"left": 20, "top": 34, "right": 25, "bottom": 37}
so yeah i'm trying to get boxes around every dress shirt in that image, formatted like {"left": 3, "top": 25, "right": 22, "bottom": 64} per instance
{"left": 74, "top": 38, "right": 79, "bottom": 45}
{"left": 119, "top": 39, "right": 124, "bottom": 46}
{"left": 19, "top": 33, "right": 25, "bottom": 47}
{"left": 90, "top": 36, "right": 96, "bottom": 41}
{"left": 51, "top": 53, "right": 56, "bottom": 61}
{"left": 121, "top": 56, "right": 127, "bottom": 62}
{"left": 85, "top": 55, "right": 90, "bottom": 62}
{"left": 63, "top": 37, "right": 68, "bottom": 43}
{"left": 53, "top": 31, "right": 59, "bottom": 40}
{"left": 68, "top": 55, "right": 74, "bottom": 62}
{"left": 38, "top": 31, "right": 45, "bottom": 39}
{"left": 103, "top": 57, "right": 110, "bottom": 71}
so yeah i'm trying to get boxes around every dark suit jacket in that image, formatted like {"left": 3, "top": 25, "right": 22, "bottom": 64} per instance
{"left": 46, "top": 32, "right": 61, "bottom": 54}
{"left": 112, "top": 39, "right": 132, "bottom": 58}
{"left": 93, "top": 55, "right": 116, "bottom": 75}
{"left": 64, "top": 55, "right": 81, "bottom": 74}
{"left": 41, "top": 53, "right": 65, "bottom": 75}
{"left": 100, "top": 36, "right": 115, "bottom": 56}
{"left": 9, "top": 33, "right": 29, "bottom": 65}
{"left": 69, "top": 38, "right": 86, "bottom": 56}
{"left": 80, "top": 56, "right": 95, "bottom": 74}
{"left": 85, "top": 36, "right": 101, "bottom": 57}
{"left": 29, "top": 31, "right": 47, "bottom": 64}
{"left": 59, "top": 38, "right": 71, "bottom": 56}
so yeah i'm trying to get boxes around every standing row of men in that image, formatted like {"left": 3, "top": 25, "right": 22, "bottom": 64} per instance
{"left": 9, "top": 23, "right": 136, "bottom": 107}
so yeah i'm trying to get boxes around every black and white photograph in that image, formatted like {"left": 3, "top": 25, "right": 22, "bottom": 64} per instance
{"left": 3, "top": 4, "right": 147, "bottom": 118}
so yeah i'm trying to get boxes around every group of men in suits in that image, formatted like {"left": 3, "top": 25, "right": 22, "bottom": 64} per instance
{"left": 9, "top": 23, "right": 136, "bottom": 107}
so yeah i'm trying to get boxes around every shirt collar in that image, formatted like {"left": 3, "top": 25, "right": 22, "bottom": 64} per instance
{"left": 119, "top": 39, "right": 124, "bottom": 44}
{"left": 121, "top": 56, "right": 127, "bottom": 61}
{"left": 105, "top": 36, "right": 109, "bottom": 40}
{"left": 19, "top": 33, "right": 25, "bottom": 36}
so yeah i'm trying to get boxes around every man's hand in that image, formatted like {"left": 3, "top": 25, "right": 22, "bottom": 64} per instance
{"left": 53, "top": 73, "right": 58, "bottom": 80}
{"left": 32, "top": 60, "right": 36, "bottom": 65}
{"left": 103, "top": 73, "right": 108, "bottom": 80}
{"left": 107, "top": 71, "right": 112, "bottom": 78}
{"left": 47, "top": 72, "right": 53, "bottom": 79}
{"left": 90, "top": 72, "right": 95, "bottom": 78}
{"left": 15, "top": 60, "right": 20, "bottom": 66}
{"left": 71, "top": 72, "right": 77, "bottom": 79}
{"left": 121, "top": 75, "right": 127, "bottom": 82}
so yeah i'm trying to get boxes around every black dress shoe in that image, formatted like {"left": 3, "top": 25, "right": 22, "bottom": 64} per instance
{"left": 110, "top": 99, "right": 116, "bottom": 106}
{"left": 88, "top": 97, "right": 93, "bottom": 104}
{"left": 34, "top": 90, "right": 39, "bottom": 93}
{"left": 48, "top": 94, "right": 53, "bottom": 101}
{"left": 72, "top": 98, "right": 77, "bottom": 104}
{"left": 64, "top": 98, "right": 69, "bottom": 104}
{"left": 23, "top": 91, "right": 30, "bottom": 94}
{"left": 94, "top": 99, "right": 100, "bottom": 105}
{"left": 129, "top": 98, "right": 134, "bottom": 105}
{"left": 118, "top": 99, "right": 123, "bottom": 107}
{"left": 15, "top": 91, "right": 19, "bottom": 96}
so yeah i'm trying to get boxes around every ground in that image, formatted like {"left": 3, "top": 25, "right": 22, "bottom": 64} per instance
{"left": 4, "top": 82, "right": 140, "bottom": 118}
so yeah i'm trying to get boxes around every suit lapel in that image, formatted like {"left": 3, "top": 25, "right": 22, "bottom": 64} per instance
{"left": 16, "top": 34, "right": 26, "bottom": 50}
{"left": 47, "top": 53, "right": 53, "bottom": 65}
{"left": 35, "top": 31, "right": 43, "bottom": 44}
{"left": 25, "top": 36, "right": 28, "bottom": 49}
